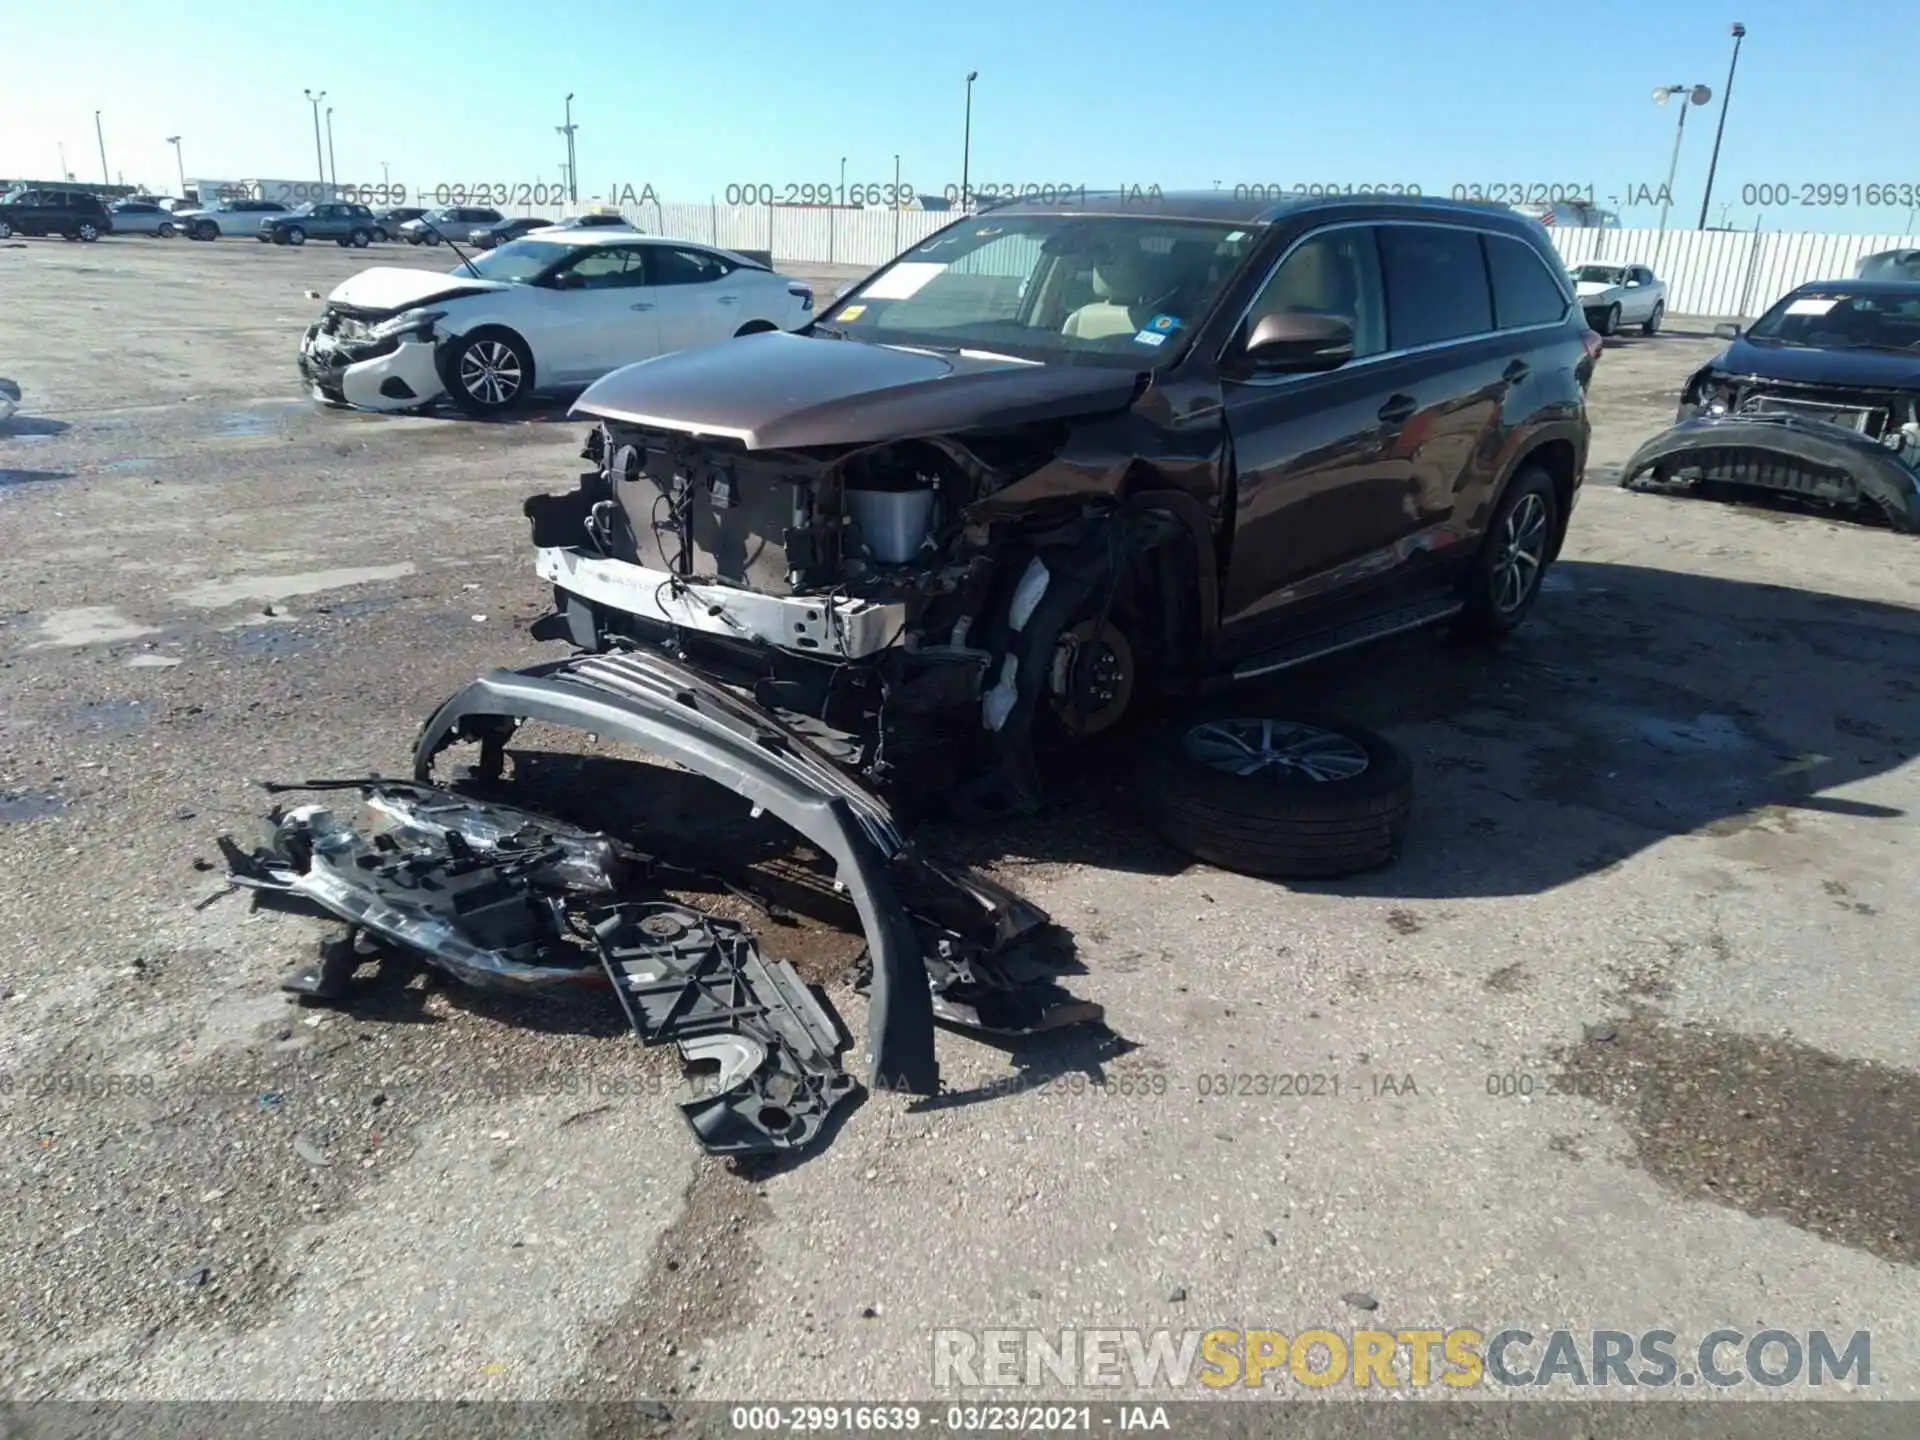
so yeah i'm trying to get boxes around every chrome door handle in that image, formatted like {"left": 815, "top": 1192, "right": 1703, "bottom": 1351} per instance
{"left": 716, "top": 295, "right": 740, "bottom": 304}
{"left": 630, "top": 302, "right": 654, "bottom": 311}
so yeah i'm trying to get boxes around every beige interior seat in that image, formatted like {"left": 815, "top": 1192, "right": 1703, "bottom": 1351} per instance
{"left": 1063, "top": 250, "right": 1163, "bottom": 340}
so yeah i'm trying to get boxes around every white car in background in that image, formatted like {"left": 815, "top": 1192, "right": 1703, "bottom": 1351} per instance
{"left": 297, "top": 233, "right": 816, "bottom": 414}
{"left": 1568, "top": 261, "right": 1667, "bottom": 336}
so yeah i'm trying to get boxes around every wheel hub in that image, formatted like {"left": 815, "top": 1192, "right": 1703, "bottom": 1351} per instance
{"left": 460, "top": 342, "right": 521, "bottom": 405}
{"left": 1182, "top": 720, "right": 1370, "bottom": 781}
{"left": 1049, "top": 619, "right": 1135, "bottom": 735}
{"left": 1492, "top": 491, "right": 1549, "bottom": 614}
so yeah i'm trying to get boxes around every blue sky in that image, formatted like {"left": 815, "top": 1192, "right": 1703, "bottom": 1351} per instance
{"left": 6, "top": 0, "right": 1918, "bottom": 234}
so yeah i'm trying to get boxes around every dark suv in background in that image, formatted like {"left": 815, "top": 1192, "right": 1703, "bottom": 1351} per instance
{"left": 0, "top": 189, "right": 113, "bottom": 241}
{"left": 527, "top": 193, "right": 1598, "bottom": 868}
{"left": 258, "top": 202, "right": 379, "bottom": 248}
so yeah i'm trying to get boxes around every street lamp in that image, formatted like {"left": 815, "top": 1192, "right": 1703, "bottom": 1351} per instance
{"left": 1651, "top": 83, "right": 1712, "bottom": 240}
{"left": 557, "top": 93, "right": 578, "bottom": 205}
{"left": 325, "top": 106, "right": 338, "bottom": 191}
{"left": 95, "top": 111, "right": 109, "bottom": 186}
{"left": 166, "top": 135, "right": 185, "bottom": 195}
{"left": 303, "top": 89, "right": 327, "bottom": 185}
{"left": 961, "top": 71, "right": 978, "bottom": 209}
{"left": 1697, "top": 22, "right": 1747, "bottom": 229}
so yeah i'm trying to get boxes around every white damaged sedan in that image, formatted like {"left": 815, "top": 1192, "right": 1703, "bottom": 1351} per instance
{"left": 298, "top": 233, "right": 815, "bottom": 414}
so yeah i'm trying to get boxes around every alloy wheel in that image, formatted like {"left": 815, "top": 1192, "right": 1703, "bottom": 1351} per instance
{"left": 1492, "top": 491, "right": 1549, "bottom": 614}
{"left": 1182, "top": 720, "right": 1371, "bottom": 782}
{"left": 458, "top": 340, "right": 523, "bottom": 407}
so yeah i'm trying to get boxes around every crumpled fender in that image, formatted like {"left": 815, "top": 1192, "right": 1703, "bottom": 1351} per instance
{"left": 411, "top": 648, "right": 943, "bottom": 1094}
{"left": 1621, "top": 413, "right": 1920, "bottom": 531}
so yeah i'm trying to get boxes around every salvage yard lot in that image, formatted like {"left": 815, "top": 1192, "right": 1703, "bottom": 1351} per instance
{"left": 2, "top": 236, "right": 1917, "bottom": 1405}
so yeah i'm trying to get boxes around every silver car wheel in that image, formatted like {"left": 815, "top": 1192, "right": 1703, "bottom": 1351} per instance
{"left": 1492, "top": 491, "right": 1549, "bottom": 614}
{"left": 1182, "top": 720, "right": 1371, "bottom": 782}
{"left": 458, "top": 340, "right": 523, "bottom": 406}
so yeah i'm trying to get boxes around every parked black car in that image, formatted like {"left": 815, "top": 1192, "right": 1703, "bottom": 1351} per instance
{"left": 522, "top": 193, "right": 1597, "bottom": 873}
{"left": 0, "top": 188, "right": 113, "bottom": 241}
{"left": 469, "top": 215, "right": 557, "bottom": 249}
{"left": 1623, "top": 279, "right": 1920, "bottom": 532}
{"left": 371, "top": 207, "right": 426, "bottom": 243}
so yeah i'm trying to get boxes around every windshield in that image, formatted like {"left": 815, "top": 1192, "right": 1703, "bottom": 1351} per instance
{"left": 1856, "top": 254, "right": 1920, "bottom": 281}
{"left": 1572, "top": 265, "right": 1624, "bottom": 284}
{"left": 818, "top": 214, "right": 1257, "bottom": 367}
{"left": 454, "top": 239, "right": 569, "bottom": 283}
{"left": 282, "top": 203, "right": 316, "bottom": 217}
{"left": 1745, "top": 289, "right": 1920, "bottom": 352}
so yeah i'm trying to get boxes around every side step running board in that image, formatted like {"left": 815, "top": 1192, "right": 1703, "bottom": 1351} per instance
{"left": 1231, "top": 596, "right": 1464, "bottom": 681}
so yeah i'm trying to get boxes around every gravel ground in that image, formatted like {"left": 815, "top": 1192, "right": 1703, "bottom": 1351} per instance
{"left": 0, "top": 234, "right": 1915, "bottom": 1418}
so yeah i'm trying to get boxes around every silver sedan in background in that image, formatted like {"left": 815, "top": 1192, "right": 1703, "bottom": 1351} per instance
{"left": 107, "top": 200, "right": 180, "bottom": 237}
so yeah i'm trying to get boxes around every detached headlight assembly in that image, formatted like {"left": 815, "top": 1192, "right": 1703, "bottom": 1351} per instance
{"left": 371, "top": 308, "right": 446, "bottom": 341}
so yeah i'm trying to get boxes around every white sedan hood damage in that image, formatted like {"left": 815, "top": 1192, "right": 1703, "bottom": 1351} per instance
{"left": 326, "top": 266, "right": 507, "bottom": 313}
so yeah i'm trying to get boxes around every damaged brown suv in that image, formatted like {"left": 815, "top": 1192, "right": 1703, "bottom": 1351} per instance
{"left": 523, "top": 191, "right": 1595, "bottom": 874}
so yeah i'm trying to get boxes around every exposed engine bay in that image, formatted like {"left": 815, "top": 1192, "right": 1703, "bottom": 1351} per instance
{"left": 526, "top": 409, "right": 1216, "bottom": 815}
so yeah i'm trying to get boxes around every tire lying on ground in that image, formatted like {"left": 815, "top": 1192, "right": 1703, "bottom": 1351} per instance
{"left": 1135, "top": 713, "right": 1413, "bottom": 878}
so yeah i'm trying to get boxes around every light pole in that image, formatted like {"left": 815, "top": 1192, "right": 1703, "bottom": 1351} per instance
{"left": 325, "top": 106, "right": 337, "bottom": 191}
{"left": 893, "top": 152, "right": 901, "bottom": 252}
{"left": 1651, "top": 83, "right": 1711, "bottom": 241}
{"left": 57, "top": 142, "right": 69, "bottom": 182}
{"left": 380, "top": 159, "right": 389, "bottom": 187}
{"left": 303, "top": 89, "right": 327, "bottom": 184}
{"left": 961, "top": 71, "right": 978, "bottom": 209}
{"left": 166, "top": 135, "right": 185, "bottom": 195}
{"left": 1697, "top": 22, "right": 1747, "bottom": 229}
{"left": 94, "top": 111, "right": 109, "bottom": 186}
{"left": 557, "top": 93, "right": 578, "bottom": 205}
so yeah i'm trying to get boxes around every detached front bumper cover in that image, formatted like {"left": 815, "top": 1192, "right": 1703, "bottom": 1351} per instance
{"left": 1621, "top": 413, "right": 1920, "bottom": 532}
{"left": 413, "top": 648, "right": 1097, "bottom": 1097}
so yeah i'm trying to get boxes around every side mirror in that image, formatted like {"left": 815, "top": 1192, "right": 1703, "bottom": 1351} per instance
{"left": 1242, "top": 312, "right": 1354, "bottom": 374}
{"left": 1624, "top": 278, "right": 1640, "bottom": 288}
{"left": 1713, "top": 322, "right": 1741, "bottom": 340}
{"left": 552, "top": 271, "right": 586, "bottom": 290}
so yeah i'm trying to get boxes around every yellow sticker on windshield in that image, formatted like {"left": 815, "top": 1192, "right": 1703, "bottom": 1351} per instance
{"left": 838, "top": 304, "right": 867, "bottom": 321}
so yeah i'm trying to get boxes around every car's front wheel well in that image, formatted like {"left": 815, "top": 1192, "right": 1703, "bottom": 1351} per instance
{"left": 733, "top": 319, "right": 778, "bottom": 337}
{"left": 1507, "top": 439, "right": 1578, "bottom": 558}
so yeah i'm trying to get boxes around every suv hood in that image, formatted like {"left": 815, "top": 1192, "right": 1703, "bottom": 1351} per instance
{"left": 326, "top": 266, "right": 508, "bottom": 313}
{"left": 571, "top": 331, "right": 1143, "bottom": 450}
{"left": 1719, "top": 338, "right": 1920, "bottom": 390}
{"left": 1575, "top": 279, "right": 1624, "bottom": 297}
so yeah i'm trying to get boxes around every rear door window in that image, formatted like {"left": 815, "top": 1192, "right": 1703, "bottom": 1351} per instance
{"left": 1379, "top": 225, "right": 1495, "bottom": 349}
{"left": 646, "top": 246, "right": 734, "bottom": 285}
{"left": 1484, "top": 233, "right": 1569, "bottom": 329}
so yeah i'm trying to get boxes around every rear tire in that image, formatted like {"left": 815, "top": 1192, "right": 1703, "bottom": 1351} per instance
{"left": 0, "top": 220, "right": 12, "bottom": 240}
{"left": 1641, "top": 301, "right": 1664, "bottom": 336}
{"left": 1137, "top": 713, "right": 1413, "bottom": 879}
{"left": 78, "top": 222, "right": 99, "bottom": 241}
{"left": 157, "top": 220, "right": 176, "bottom": 238}
{"left": 349, "top": 228, "right": 370, "bottom": 248}
{"left": 1458, "top": 465, "right": 1559, "bottom": 637}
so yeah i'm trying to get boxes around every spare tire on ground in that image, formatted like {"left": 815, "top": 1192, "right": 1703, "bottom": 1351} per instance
{"left": 1135, "top": 712, "right": 1413, "bottom": 878}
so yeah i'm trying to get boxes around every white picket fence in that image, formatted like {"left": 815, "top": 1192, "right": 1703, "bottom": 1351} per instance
{"left": 501, "top": 195, "right": 1918, "bottom": 320}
